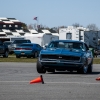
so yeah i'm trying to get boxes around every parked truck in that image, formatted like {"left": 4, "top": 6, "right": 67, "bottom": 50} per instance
{"left": 0, "top": 40, "right": 9, "bottom": 58}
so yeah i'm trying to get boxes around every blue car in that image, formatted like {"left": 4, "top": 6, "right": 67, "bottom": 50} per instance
{"left": 36, "top": 40, "right": 93, "bottom": 74}
{"left": 14, "top": 43, "right": 42, "bottom": 58}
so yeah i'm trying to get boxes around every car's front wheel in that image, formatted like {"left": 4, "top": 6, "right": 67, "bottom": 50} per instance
{"left": 33, "top": 52, "right": 38, "bottom": 58}
{"left": 77, "top": 58, "right": 89, "bottom": 74}
{"left": 16, "top": 55, "right": 20, "bottom": 58}
{"left": 77, "top": 65, "right": 88, "bottom": 74}
{"left": 36, "top": 59, "right": 46, "bottom": 74}
{"left": 3, "top": 51, "right": 8, "bottom": 58}
{"left": 87, "top": 61, "right": 93, "bottom": 73}
{"left": 82, "top": 65, "right": 88, "bottom": 74}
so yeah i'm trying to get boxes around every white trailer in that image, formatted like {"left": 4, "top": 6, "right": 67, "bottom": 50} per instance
{"left": 42, "top": 29, "right": 59, "bottom": 41}
{"left": 59, "top": 26, "right": 99, "bottom": 48}
{"left": 24, "top": 33, "right": 59, "bottom": 47}
{"left": 9, "top": 36, "right": 25, "bottom": 42}
{"left": 0, "top": 32, "right": 25, "bottom": 42}
{"left": 59, "top": 26, "right": 89, "bottom": 47}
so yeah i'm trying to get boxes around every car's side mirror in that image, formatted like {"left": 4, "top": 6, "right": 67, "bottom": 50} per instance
{"left": 43, "top": 45, "right": 48, "bottom": 49}
{"left": 45, "top": 45, "right": 48, "bottom": 48}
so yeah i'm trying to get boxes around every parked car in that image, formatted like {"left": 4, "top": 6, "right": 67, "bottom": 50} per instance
{"left": 36, "top": 40, "right": 93, "bottom": 74}
{"left": 14, "top": 43, "right": 42, "bottom": 58}
{"left": 3, "top": 41, "right": 13, "bottom": 53}
{"left": 0, "top": 40, "right": 9, "bottom": 58}
{"left": 9, "top": 39, "right": 31, "bottom": 54}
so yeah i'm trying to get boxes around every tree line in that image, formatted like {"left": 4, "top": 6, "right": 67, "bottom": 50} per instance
{"left": 22, "top": 23, "right": 99, "bottom": 32}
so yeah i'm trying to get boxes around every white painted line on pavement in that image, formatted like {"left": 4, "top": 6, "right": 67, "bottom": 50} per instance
{"left": 0, "top": 81, "right": 100, "bottom": 85}
{"left": 46, "top": 82, "right": 100, "bottom": 85}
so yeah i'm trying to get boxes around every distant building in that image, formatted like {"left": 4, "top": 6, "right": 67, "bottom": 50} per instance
{"left": 0, "top": 17, "right": 22, "bottom": 30}
{"left": 0, "top": 17, "right": 59, "bottom": 42}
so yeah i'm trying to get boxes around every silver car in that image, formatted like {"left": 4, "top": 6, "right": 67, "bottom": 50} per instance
{"left": 9, "top": 39, "right": 31, "bottom": 54}
{"left": 3, "top": 41, "right": 13, "bottom": 53}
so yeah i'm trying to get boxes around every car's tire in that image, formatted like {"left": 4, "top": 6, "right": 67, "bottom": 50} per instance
{"left": 3, "top": 51, "right": 8, "bottom": 58}
{"left": 87, "top": 61, "right": 93, "bottom": 73}
{"left": 77, "top": 65, "right": 88, "bottom": 74}
{"left": 81, "top": 64, "right": 88, "bottom": 74}
{"left": 36, "top": 59, "right": 46, "bottom": 74}
{"left": 33, "top": 52, "right": 38, "bottom": 58}
{"left": 47, "top": 69, "right": 55, "bottom": 73}
{"left": 77, "top": 58, "right": 88, "bottom": 74}
{"left": 27, "top": 56, "right": 31, "bottom": 58}
{"left": 16, "top": 55, "right": 20, "bottom": 58}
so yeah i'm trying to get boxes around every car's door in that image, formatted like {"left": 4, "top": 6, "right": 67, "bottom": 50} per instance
{"left": 0, "top": 43, "right": 5, "bottom": 53}
{"left": 35, "top": 44, "right": 42, "bottom": 53}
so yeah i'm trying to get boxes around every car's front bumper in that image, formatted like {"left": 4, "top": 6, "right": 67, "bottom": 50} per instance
{"left": 40, "top": 60, "right": 83, "bottom": 70}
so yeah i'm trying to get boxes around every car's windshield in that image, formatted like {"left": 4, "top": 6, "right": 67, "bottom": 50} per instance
{"left": 13, "top": 40, "right": 31, "bottom": 44}
{"left": 4, "top": 42, "right": 12, "bottom": 45}
{"left": 48, "top": 41, "right": 84, "bottom": 50}
{"left": 19, "top": 44, "right": 33, "bottom": 47}
{"left": 0, "top": 41, "right": 3, "bottom": 45}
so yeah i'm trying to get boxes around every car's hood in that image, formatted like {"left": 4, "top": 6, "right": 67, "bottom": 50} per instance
{"left": 40, "top": 48, "right": 84, "bottom": 57}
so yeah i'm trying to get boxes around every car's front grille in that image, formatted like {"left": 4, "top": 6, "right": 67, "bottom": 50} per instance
{"left": 41, "top": 54, "right": 80, "bottom": 61}
{"left": 41, "top": 55, "right": 59, "bottom": 59}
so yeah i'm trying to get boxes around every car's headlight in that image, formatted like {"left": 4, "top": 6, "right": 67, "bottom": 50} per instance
{"left": 81, "top": 56, "right": 86, "bottom": 62}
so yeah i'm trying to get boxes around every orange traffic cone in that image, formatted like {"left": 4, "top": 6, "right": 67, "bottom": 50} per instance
{"left": 96, "top": 77, "right": 100, "bottom": 81}
{"left": 30, "top": 75, "right": 44, "bottom": 84}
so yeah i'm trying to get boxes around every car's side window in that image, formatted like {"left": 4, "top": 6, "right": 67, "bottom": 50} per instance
{"left": 35, "top": 44, "right": 40, "bottom": 48}
{"left": 35, "top": 44, "right": 37, "bottom": 48}
{"left": 36, "top": 44, "right": 39, "bottom": 48}
{"left": 82, "top": 43, "right": 86, "bottom": 51}
{"left": 38, "top": 44, "right": 42, "bottom": 49}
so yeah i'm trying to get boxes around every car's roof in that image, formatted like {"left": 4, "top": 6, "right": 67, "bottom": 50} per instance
{"left": 52, "top": 40, "right": 84, "bottom": 43}
{"left": 14, "top": 39, "right": 30, "bottom": 41}
{"left": 21, "top": 43, "right": 38, "bottom": 45}
{"left": 4, "top": 41, "right": 12, "bottom": 43}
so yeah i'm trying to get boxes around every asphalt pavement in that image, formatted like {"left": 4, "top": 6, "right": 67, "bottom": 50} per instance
{"left": 0, "top": 62, "right": 100, "bottom": 100}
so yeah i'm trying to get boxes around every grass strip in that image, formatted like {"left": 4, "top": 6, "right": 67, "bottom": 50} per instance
{"left": 0, "top": 57, "right": 37, "bottom": 62}
{"left": 0, "top": 56, "right": 100, "bottom": 64}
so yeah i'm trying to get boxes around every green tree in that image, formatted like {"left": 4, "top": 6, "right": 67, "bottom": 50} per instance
{"left": 22, "top": 23, "right": 27, "bottom": 29}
